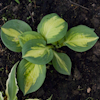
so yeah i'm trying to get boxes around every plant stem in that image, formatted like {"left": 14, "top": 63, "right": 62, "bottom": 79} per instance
{"left": 69, "top": 0, "right": 89, "bottom": 11}
{"left": 0, "top": 78, "right": 5, "bottom": 91}
{"left": 47, "top": 45, "right": 55, "bottom": 49}
{"left": 24, "top": 2, "right": 34, "bottom": 23}
{"left": 0, "top": 5, "right": 10, "bottom": 13}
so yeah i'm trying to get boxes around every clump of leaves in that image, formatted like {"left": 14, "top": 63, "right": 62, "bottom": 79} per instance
{"left": 0, "top": 62, "right": 52, "bottom": 100}
{"left": 0, "top": 13, "right": 99, "bottom": 95}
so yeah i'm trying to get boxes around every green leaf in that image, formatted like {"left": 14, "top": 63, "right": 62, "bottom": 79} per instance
{"left": 47, "top": 95, "right": 53, "bottom": 100}
{"left": 22, "top": 39, "right": 53, "bottom": 64}
{"left": 19, "top": 31, "right": 45, "bottom": 47}
{"left": 52, "top": 51, "right": 72, "bottom": 75}
{"left": 17, "top": 59, "right": 46, "bottom": 95}
{"left": 0, "top": 92, "right": 4, "bottom": 100}
{"left": 1, "top": 19, "right": 32, "bottom": 52}
{"left": 63, "top": 25, "right": 99, "bottom": 52}
{"left": 15, "top": 0, "right": 20, "bottom": 4}
{"left": 37, "top": 13, "right": 68, "bottom": 44}
{"left": 5, "top": 62, "right": 19, "bottom": 100}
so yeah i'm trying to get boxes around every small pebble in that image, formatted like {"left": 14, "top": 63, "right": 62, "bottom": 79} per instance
{"left": 87, "top": 87, "right": 91, "bottom": 93}
{"left": 0, "top": 3, "right": 2, "bottom": 6}
{"left": 92, "top": 3, "right": 96, "bottom": 7}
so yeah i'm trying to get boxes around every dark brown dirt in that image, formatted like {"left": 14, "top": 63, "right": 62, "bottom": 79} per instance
{"left": 0, "top": 0, "right": 100, "bottom": 100}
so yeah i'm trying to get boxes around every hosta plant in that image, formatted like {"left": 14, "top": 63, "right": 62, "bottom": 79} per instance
{"left": 0, "top": 62, "right": 52, "bottom": 100}
{"left": 0, "top": 13, "right": 99, "bottom": 95}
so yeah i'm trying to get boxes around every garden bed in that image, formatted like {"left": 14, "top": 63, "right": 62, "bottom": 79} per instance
{"left": 0, "top": 0, "right": 100, "bottom": 100}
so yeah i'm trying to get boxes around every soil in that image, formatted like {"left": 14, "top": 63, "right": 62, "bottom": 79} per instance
{"left": 0, "top": 0, "right": 100, "bottom": 100}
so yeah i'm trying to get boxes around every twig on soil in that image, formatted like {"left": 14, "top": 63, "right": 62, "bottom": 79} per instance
{"left": 0, "top": 78, "right": 5, "bottom": 91}
{"left": 69, "top": 0, "right": 89, "bottom": 11}
{"left": 25, "top": 3, "right": 34, "bottom": 23}
{"left": 0, "top": 5, "right": 10, "bottom": 13}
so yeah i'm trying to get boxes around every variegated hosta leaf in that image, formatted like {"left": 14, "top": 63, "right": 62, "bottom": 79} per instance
{"left": 52, "top": 51, "right": 72, "bottom": 75}
{"left": 19, "top": 31, "right": 45, "bottom": 47}
{"left": 17, "top": 59, "right": 46, "bottom": 95}
{"left": 22, "top": 39, "right": 53, "bottom": 64}
{"left": 37, "top": 13, "right": 68, "bottom": 44}
{"left": 63, "top": 25, "right": 99, "bottom": 52}
{"left": 0, "top": 92, "right": 4, "bottom": 100}
{"left": 6, "top": 62, "right": 19, "bottom": 100}
{"left": 1, "top": 19, "right": 32, "bottom": 52}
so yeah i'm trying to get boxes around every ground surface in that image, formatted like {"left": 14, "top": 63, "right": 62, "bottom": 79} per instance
{"left": 0, "top": 0, "right": 100, "bottom": 100}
